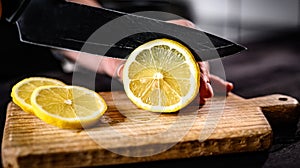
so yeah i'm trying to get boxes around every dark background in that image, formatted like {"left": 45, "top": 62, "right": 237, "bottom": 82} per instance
{"left": 1, "top": 0, "right": 300, "bottom": 167}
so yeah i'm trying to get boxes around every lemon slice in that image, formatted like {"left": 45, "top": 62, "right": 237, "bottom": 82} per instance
{"left": 123, "top": 38, "right": 200, "bottom": 112}
{"left": 11, "top": 77, "right": 66, "bottom": 113}
{"left": 30, "top": 85, "right": 107, "bottom": 129}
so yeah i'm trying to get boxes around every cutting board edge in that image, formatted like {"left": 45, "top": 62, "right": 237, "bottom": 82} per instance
{"left": 2, "top": 131, "right": 272, "bottom": 168}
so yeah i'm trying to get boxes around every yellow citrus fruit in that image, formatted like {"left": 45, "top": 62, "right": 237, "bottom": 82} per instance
{"left": 11, "top": 77, "right": 66, "bottom": 113}
{"left": 123, "top": 38, "right": 200, "bottom": 112}
{"left": 30, "top": 85, "right": 107, "bottom": 129}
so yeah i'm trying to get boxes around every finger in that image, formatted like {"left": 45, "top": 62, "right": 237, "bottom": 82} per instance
{"left": 198, "top": 62, "right": 213, "bottom": 97}
{"left": 199, "top": 97, "right": 206, "bottom": 106}
{"left": 197, "top": 61, "right": 213, "bottom": 105}
{"left": 210, "top": 74, "right": 234, "bottom": 94}
{"left": 66, "top": 0, "right": 101, "bottom": 7}
{"left": 199, "top": 74, "right": 212, "bottom": 105}
{"left": 116, "top": 63, "right": 125, "bottom": 82}
{"left": 166, "top": 19, "right": 196, "bottom": 29}
{"left": 199, "top": 82, "right": 213, "bottom": 105}
{"left": 200, "top": 77, "right": 213, "bottom": 97}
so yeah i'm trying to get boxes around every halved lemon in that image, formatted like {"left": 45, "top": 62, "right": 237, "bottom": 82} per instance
{"left": 30, "top": 85, "right": 107, "bottom": 129}
{"left": 123, "top": 38, "right": 200, "bottom": 112}
{"left": 11, "top": 77, "right": 66, "bottom": 113}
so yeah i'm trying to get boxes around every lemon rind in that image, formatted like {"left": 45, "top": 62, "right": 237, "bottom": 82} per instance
{"left": 30, "top": 85, "right": 107, "bottom": 129}
{"left": 123, "top": 38, "right": 200, "bottom": 113}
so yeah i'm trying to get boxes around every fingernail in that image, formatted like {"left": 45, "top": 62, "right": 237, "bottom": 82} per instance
{"left": 227, "top": 82, "right": 234, "bottom": 92}
{"left": 206, "top": 83, "right": 214, "bottom": 98}
{"left": 116, "top": 64, "right": 124, "bottom": 78}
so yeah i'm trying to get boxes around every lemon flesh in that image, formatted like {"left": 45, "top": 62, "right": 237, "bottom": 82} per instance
{"left": 11, "top": 77, "right": 66, "bottom": 113}
{"left": 31, "top": 85, "right": 107, "bottom": 129}
{"left": 123, "top": 38, "right": 200, "bottom": 112}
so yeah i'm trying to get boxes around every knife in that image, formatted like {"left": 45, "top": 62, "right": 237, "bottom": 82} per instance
{"left": 1, "top": 0, "right": 246, "bottom": 61}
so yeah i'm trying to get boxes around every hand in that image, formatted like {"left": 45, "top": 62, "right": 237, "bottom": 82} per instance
{"left": 166, "top": 19, "right": 234, "bottom": 105}
{"left": 198, "top": 62, "right": 234, "bottom": 105}
{"left": 53, "top": 49, "right": 125, "bottom": 79}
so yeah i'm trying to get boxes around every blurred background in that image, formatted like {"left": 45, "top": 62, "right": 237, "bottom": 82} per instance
{"left": 188, "top": 1, "right": 300, "bottom": 167}
{"left": 190, "top": 0, "right": 300, "bottom": 43}
{"left": 188, "top": 0, "right": 300, "bottom": 101}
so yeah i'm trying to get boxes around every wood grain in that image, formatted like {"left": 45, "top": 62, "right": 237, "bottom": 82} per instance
{"left": 2, "top": 91, "right": 298, "bottom": 168}
{"left": 247, "top": 94, "right": 300, "bottom": 126}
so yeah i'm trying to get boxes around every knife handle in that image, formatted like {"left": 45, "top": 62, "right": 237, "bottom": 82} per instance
{"left": 1, "top": 0, "right": 30, "bottom": 22}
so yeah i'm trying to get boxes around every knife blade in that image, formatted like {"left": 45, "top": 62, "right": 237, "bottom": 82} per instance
{"left": 2, "top": 0, "right": 246, "bottom": 61}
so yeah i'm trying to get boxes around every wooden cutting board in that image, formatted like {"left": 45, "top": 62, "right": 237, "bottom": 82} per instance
{"left": 2, "top": 91, "right": 299, "bottom": 168}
